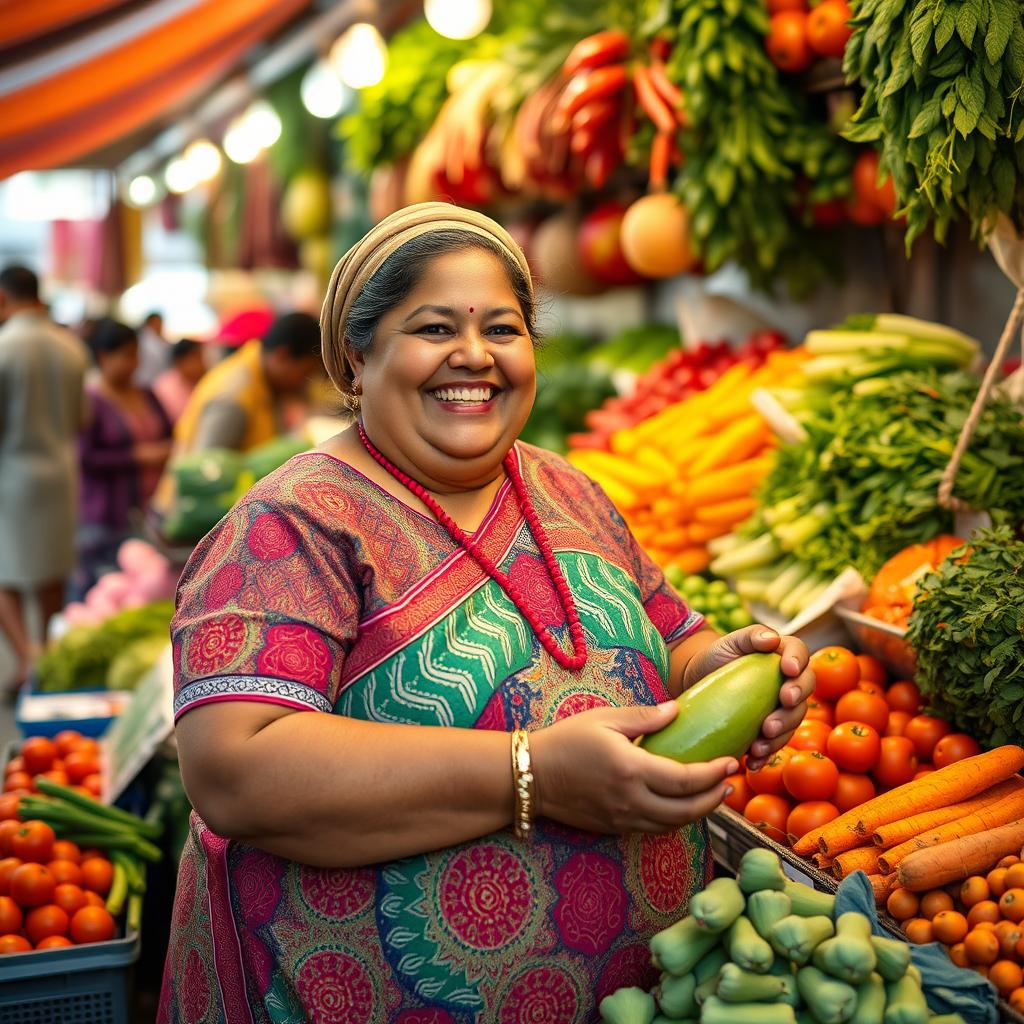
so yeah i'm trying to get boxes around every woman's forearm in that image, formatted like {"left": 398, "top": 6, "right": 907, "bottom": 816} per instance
{"left": 666, "top": 626, "right": 721, "bottom": 697}
{"left": 177, "top": 706, "right": 515, "bottom": 868}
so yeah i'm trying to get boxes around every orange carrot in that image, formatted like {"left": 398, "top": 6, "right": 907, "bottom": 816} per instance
{"left": 872, "top": 777, "right": 1024, "bottom": 849}
{"left": 813, "top": 853, "right": 835, "bottom": 871}
{"left": 833, "top": 845, "right": 882, "bottom": 879}
{"left": 878, "top": 787, "right": 1024, "bottom": 874}
{"left": 792, "top": 746, "right": 1024, "bottom": 857}
{"left": 897, "top": 819, "right": 1024, "bottom": 892}
{"left": 866, "top": 872, "right": 897, "bottom": 906}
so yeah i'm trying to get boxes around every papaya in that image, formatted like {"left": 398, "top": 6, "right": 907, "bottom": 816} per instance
{"left": 639, "top": 653, "right": 784, "bottom": 762}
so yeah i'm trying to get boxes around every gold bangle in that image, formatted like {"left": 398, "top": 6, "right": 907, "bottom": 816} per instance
{"left": 510, "top": 728, "right": 534, "bottom": 840}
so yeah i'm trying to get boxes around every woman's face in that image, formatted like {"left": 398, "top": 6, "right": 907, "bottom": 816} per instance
{"left": 99, "top": 340, "right": 139, "bottom": 388}
{"left": 353, "top": 248, "right": 536, "bottom": 491}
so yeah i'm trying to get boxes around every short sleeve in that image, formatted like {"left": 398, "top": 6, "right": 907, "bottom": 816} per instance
{"left": 171, "top": 487, "right": 360, "bottom": 721}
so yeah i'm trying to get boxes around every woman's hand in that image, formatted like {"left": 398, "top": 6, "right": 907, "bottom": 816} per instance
{"left": 529, "top": 703, "right": 737, "bottom": 835}
{"left": 684, "top": 625, "right": 814, "bottom": 772}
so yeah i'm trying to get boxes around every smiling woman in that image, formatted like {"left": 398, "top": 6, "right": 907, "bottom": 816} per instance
{"left": 160, "top": 202, "right": 813, "bottom": 1024}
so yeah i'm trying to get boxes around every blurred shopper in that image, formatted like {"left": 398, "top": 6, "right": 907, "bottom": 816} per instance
{"left": 76, "top": 318, "right": 172, "bottom": 594}
{"left": 173, "top": 311, "right": 321, "bottom": 455}
{"left": 136, "top": 309, "right": 170, "bottom": 386}
{"left": 0, "top": 265, "right": 87, "bottom": 690}
{"left": 153, "top": 339, "right": 207, "bottom": 424}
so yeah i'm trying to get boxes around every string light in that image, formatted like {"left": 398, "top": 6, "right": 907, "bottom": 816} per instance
{"left": 126, "top": 175, "right": 157, "bottom": 207}
{"left": 329, "top": 23, "right": 387, "bottom": 89}
{"left": 184, "top": 139, "right": 222, "bottom": 182}
{"left": 164, "top": 156, "right": 198, "bottom": 194}
{"left": 424, "top": 0, "right": 492, "bottom": 39}
{"left": 300, "top": 59, "right": 351, "bottom": 119}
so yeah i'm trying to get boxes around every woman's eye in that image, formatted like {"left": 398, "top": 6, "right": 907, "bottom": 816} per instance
{"left": 418, "top": 323, "right": 452, "bottom": 335}
{"left": 487, "top": 324, "right": 521, "bottom": 337}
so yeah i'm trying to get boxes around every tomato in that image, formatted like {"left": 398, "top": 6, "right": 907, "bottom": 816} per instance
{"left": 783, "top": 750, "right": 839, "bottom": 801}
{"left": 765, "top": 10, "right": 814, "bottom": 73}
{"left": 833, "top": 772, "right": 876, "bottom": 812}
{"left": 0, "top": 933, "right": 31, "bottom": 954}
{"left": 0, "top": 857, "right": 21, "bottom": 896}
{"left": 53, "top": 882, "right": 87, "bottom": 917}
{"left": 0, "top": 794, "right": 21, "bottom": 822}
{"left": 805, "top": 0, "right": 853, "bottom": 57}
{"left": 37, "top": 934, "right": 74, "bottom": 949}
{"left": 83, "top": 890, "right": 106, "bottom": 908}
{"left": 932, "top": 733, "right": 982, "bottom": 769}
{"left": 809, "top": 647, "right": 860, "bottom": 701}
{"left": 790, "top": 720, "right": 832, "bottom": 753}
{"left": 767, "top": 0, "right": 807, "bottom": 10}
{"left": 885, "top": 680, "right": 922, "bottom": 714}
{"left": 873, "top": 736, "right": 918, "bottom": 789}
{"left": 885, "top": 711, "right": 912, "bottom": 737}
{"left": 786, "top": 800, "right": 839, "bottom": 843}
{"left": 913, "top": 768, "right": 934, "bottom": 780}
{"left": 0, "top": 820, "right": 19, "bottom": 858}
{"left": 19, "top": 737, "right": 56, "bottom": 777}
{"left": 52, "top": 840, "right": 81, "bottom": 864}
{"left": 852, "top": 149, "right": 897, "bottom": 217}
{"left": 82, "top": 773, "right": 103, "bottom": 798}
{"left": 856, "top": 679, "right": 886, "bottom": 698}
{"left": 724, "top": 772, "right": 753, "bottom": 812}
{"left": 827, "top": 721, "right": 881, "bottom": 772}
{"left": 46, "top": 859, "right": 82, "bottom": 887}
{"left": 63, "top": 752, "right": 100, "bottom": 786}
{"left": 804, "top": 699, "right": 834, "bottom": 726}
{"left": 53, "top": 730, "right": 84, "bottom": 758}
{"left": 887, "top": 888, "right": 919, "bottom": 921}
{"left": 933, "top": 910, "right": 969, "bottom": 945}
{"left": 4, "top": 757, "right": 24, "bottom": 777}
{"left": 69, "top": 737, "right": 101, "bottom": 758}
{"left": 835, "top": 691, "right": 890, "bottom": 734}
{"left": 856, "top": 654, "right": 887, "bottom": 685}
{"left": 744, "top": 794, "right": 792, "bottom": 845}
{"left": 4, "top": 772, "right": 33, "bottom": 793}
{"left": 80, "top": 857, "right": 113, "bottom": 896}
{"left": 0, "top": 896, "right": 22, "bottom": 934}
{"left": 25, "top": 904, "right": 69, "bottom": 944}
{"left": 746, "top": 748, "right": 794, "bottom": 796}
{"left": 903, "top": 715, "right": 952, "bottom": 761}
{"left": 70, "top": 905, "right": 116, "bottom": 944}
{"left": 10, "top": 820, "right": 55, "bottom": 864}
{"left": 9, "top": 863, "right": 55, "bottom": 907}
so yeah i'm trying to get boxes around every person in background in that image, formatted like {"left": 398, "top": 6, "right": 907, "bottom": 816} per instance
{"left": 136, "top": 310, "right": 170, "bottom": 387}
{"left": 153, "top": 339, "right": 207, "bottom": 424}
{"left": 76, "top": 318, "right": 172, "bottom": 594}
{"left": 172, "top": 311, "right": 321, "bottom": 455}
{"left": 0, "top": 265, "right": 87, "bottom": 691}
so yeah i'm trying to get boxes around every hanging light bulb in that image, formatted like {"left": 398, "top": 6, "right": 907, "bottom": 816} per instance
{"left": 223, "top": 114, "right": 262, "bottom": 164}
{"left": 245, "top": 100, "right": 282, "bottom": 148}
{"left": 301, "top": 59, "right": 351, "bottom": 119}
{"left": 126, "top": 175, "right": 158, "bottom": 207}
{"left": 424, "top": 0, "right": 492, "bottom": 39}
{"left": 329, "top": 23, "right": 387, "bottom": 89}
{"left": 184, "top": 139, "right": 223, "bottom": 182}
{"left": 165, "top": 156, "right": 199, "bottom": 194}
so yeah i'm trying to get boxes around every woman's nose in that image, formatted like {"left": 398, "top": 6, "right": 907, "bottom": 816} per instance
{"left": 449, "top": 330, "right": 494, "bottom": 369}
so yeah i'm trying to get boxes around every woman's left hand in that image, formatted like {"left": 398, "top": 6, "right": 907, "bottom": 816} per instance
{"left": 684, "top": 626, "right": 814, "bottom": 772}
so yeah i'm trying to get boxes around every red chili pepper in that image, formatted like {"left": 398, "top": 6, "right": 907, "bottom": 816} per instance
{"left": 632, "top": 64, "right": 677, "bottom": 135}
{"left": 584, "top": 134, "right": 622, "bottom": 189}
{"left": 649, "top": 36, "right": 672, "bottom": 62}
{"left": 649, "top": 131, "right": 673, "bottom": 190}
{"left": 555, "top": 64, "right": 629, "bottom": 129}
{"left": 562, "top": 30, "right": 631, "bottom": 78}
{"left": 570, "top": 98, "right": 619, "bottom": 134}
{"left": 647, "top": 61, "right": 686, "bottom": 123}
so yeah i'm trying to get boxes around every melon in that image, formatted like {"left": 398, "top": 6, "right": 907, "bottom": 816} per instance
{"left": 620, "top": 193, "right": 699, "bottom": 278}
{"left": 531, "top": 211, "right": 604, "bottom": 296}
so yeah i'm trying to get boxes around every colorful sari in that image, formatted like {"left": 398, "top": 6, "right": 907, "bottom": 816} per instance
{"left": 159, "top": 443, "right": 709, "bottom": 1024}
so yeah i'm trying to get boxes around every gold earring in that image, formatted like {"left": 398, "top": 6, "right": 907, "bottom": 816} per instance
{"left": 351, "top": 379, "right": 363, "bottom": 397}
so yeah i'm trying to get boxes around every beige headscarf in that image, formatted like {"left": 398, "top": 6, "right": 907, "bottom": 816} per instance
{"left": 319, "top": 202, "right": 533, "bottom": 402}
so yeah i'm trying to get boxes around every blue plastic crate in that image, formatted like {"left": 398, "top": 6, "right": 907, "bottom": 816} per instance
{"left": 14, "top": 679, "right": 130, "bottom": 739}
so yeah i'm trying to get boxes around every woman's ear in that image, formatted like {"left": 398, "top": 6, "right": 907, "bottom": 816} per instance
{"left": 344, "top": 342, "right": 365, "bottom": 381}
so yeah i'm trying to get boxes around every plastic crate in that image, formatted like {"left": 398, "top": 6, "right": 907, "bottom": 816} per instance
{"left": 14, "top": 679, "right": 130, "bottom": 739}
{"left": 835, "top": 604, "right": 917, "bottom": 679}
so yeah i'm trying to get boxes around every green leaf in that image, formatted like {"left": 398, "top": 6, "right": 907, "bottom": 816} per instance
{"left": 911, "top": 7, "right": 935, "bottom": 63}
{"left": 843, "top": 118, "right": 885, "bottom": 142}
{"left": 1006, "top": 24, "right": 1024, "bottom": 81}
{"left": 976, "top": 112, "right": 998, "bottom": 139}
{"left": 956, "top": 0, "right": 978, "bottom": 46}
{"left": 935, "top": 6, "right": 957, "bottom": 50}
{"left": 993, "top": 154, "right": 1015, "bottom": 210}
{"left": 909, "top": 97, "right": 943, "bottom": 136}
{"left": 1016, "top": 119, "right": 1024, "bottom": 142}
{"left": 884, "top": 46, "right": 915, "bottom": 94}
{"left": 942, "top": 88, "right": 959, "bottom": 116}
{"left": 955, "top": 71, "right": 984, "bottom": 117}
{"left": 985, "top": 0, "right": 1012, "bottom": 62}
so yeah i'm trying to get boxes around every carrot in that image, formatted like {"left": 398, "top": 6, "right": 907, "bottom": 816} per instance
{"left": 866, "top": 872, "right": 897, "bottom": 906}
{"left": 813, "top": 853, "right": 835, "bottom": 871}
{"left": 649, "top": 130, "right": 673, "bottom": 190}
{"left": 665, "top": 547, "right": 710, "bottom": 575}
{"left": 687, "top": 415, "right": 769, "bottom": 477}
{"left": 833, "top": 845, "right": 882, "bottom": 879}
{"left": 877, "top": 787, "right": 1024, "bottom": 874}
{"left": 686, "top": 521, "right": 730, "bottom": 543}
{"left": 693, "top": 497, "right": 759, "bottom": 526}
{"left": 872, "top": 777, "right": 1024, "bottom": 849}
{"left": 635, "top": 448, "right": 677, "bottom": 479}
{"left": 897, "top": 819, "right": 1024, "bottom": 892}
{"left": 792, "top": 746, "right": 1024, "bottom": 857}
{"left": 683, "top": 455, "right": 775, "bottom": 507}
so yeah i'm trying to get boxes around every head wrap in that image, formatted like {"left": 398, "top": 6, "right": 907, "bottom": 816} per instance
{"left": 319, "top": 202, "right": 533, "bottom": 397}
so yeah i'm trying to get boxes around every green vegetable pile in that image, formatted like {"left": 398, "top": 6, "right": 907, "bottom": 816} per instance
{"left": 599, "top": 847, "right": 964, "bottom": 1024}
{"left": 661, "top": 0, "right": 855, "bottom": 295}
{"left": 843, "top": 0, "right": 1024, "bottom": 247}
{"left": 664, "top": 570, "right": 754, "bottom": 634}
{"left": 908, "top": 526, "right": 1024, "bottom": 748}
{"left": 36, "top": 601, "right": 173, "bottom": 693}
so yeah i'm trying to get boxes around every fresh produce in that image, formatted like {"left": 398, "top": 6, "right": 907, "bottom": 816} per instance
{"left": 897, "top": 822, "right": 1024, "bottom": 893}
{"left": 619, "top": 193, "right": 697, "bottom": 278}
{"left": 4, "top": 731, "right": 104, "bottom": 799}
{"left": 664, "top": 571, "right": 755, "bottom": 634}
{"left": 842, "top": 0, "right": 1024, "bottom": 248}
{"left": 908, "top": 527, "right": 1024, "bottom": 748}
{"left": 639, "top": 653, "right": 783, "bottom": 764}
{"left": 861, "top": 536, "right": 966, "bottom": 628}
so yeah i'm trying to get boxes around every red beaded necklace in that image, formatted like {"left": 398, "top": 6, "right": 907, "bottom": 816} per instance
{"left": 357, "top": 423, "right": 588, "bottom": 671}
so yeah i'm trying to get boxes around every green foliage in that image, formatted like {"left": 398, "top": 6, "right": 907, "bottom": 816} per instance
{"left": 843, "top": 0, "right": 1024, "bottom": 248}
{"left": 907, "top": 526, "right": 1024, "bottom": 747}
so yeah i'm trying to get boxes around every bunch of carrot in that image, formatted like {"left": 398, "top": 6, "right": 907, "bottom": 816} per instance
{"left": 567, "top": 349, "right": 807, "bottom": 573}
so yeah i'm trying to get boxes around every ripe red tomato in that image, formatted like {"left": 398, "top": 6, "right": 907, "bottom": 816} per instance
{"left": 9, "top": 863, "right": 55, "bottom": 907}
{"left": 25, "top": 904, "right": 69, "bottom": 945}
{"left": 856, "top": 654, "right": 887, "bottom": 685}
{"left": 36, "top": 934, "right": 74, "bottom": 949}
{"left": 768, "top": 0, "right": 807, "bottom": 10}
{"left": 19, "top": 738, "right": 56, "bottom": 777}
{"left": 80, "top": 857, "right": 113, "bottom": 896}
{"left": 787, "top": 800, "right": 840, "bottom": 843}
{"left": 835, "top": 690, "right": 890, "bottom": 734}
{"left": 828, "top": 721, "right": 881, "bottom": 772}
{"left": 806, "top": 0, "right": 853, "bottom": 58}
{"left": 81, "top": 774, "right": 103, "bottom": 798}
{"left": 804, "top": 700, "right": 834, "bottom": 726}
{"left": 53, "top": 730, "right": 84, "bottom": 758}
{"left": 724, "top": 772, "right": 754, "bottom": 812}
{"left": 63, "top": 752, "right": 100, "bottom": 786}
{"left": 809, "top": 647, "right": 860, "bottom": 701}
{"left": 51, "top": 840, "right": 81, "bottom": 864}
{"left": 856, "top": 679, "right": 886, "bottom": 698}
{"left": 3, "top": 757, "right": 24, "bottom": 777}
{"left": 746, "top": 748, "right": 795, "bottom": 796}
{"left": 885, "top": 710, "right": 912, "bottom": 737}
{"left": 833, "top": 772, "right": 876, "bottom": 812}
{"left": 10, "top": 820, "right": 55, "bottom": 864}
{"left": 744, "top": 794, "right": 792, "bottom": 844}
{"left": 873, "top": 736, "right": 919, "bottom": 790}
{"left": 765, "top": 11, "right": 814, "bottom": 73}
{"left": 83, "top": 890, "right": 106, "bottom": 908}
{"left": 0, "top": 794, "right": 21, "bottom": 822}
{"left": 885, "top": 681, "right": 922, "bottom": 715}
{"left": 0, "top": 896, "right": 22, "bottom": 934}
{"left": 783, "top": 750, "right": 839, "bottom": 801}
{"left": 0, "top": 933, "right": 31, "bottom": 954}
{"left": 0, "top": 820, "right": 19, "bottom": 858}
{"left": 0, "top": 857, "right": 22, "bottom": 896}
{"left": 52, "top": 883, "right": 87, "bottom": 917}
{"left": 903, "top": 715, "right": 952, "bottom": 761}
{"left": 4, "top": 772, "right": 33, "bottom": 793}
{"left": 70, "top": 905, "right": 116, "bottom": 944}
{"left": 913, "top": 768, "right": 934, "bottom": 780}
{"left": 46, "top": 859, "right": 82, "bottom": 887}
{"left": 790, "top": 719, "right": 832, "bottom": 753}
{"left": 933, "top": 733, "right": 982, "bottom": 769}
{"left": 852, "top": 149, "right": 897, "bottom": 217}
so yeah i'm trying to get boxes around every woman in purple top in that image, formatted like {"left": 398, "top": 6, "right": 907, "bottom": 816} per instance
{"left": 76, "top": 318, "right": 172, "bottom": 592}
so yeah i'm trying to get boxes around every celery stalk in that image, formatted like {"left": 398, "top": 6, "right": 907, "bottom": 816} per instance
{"left": 735, "top": 579, "right": 772, "bottom": 603}
{"left": 805, "top": 330, "right": 911, "bottom": 354}
{"left": 763, "top": 496, "right": 805, "bottom": 527}
{"left": 764, "top": 561, "right": 812, "bottom": 609}
{"left": 872, "top": 314, "right": 979, "bottom": 353}
{"left": 709, "top": 533, "right": 781, "bottom": 577}
{"left": 707, "top": 532, "right": 746, "bottom": 557}
{"left": 779, "top": 574, "right": 827, "bottom": 618}
{"left": 774, "top": 503, "right": 832, "bottom": 550}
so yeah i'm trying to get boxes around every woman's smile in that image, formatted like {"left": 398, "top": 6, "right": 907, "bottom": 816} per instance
{"left": 427, "top": 379, "right": 502, "bottom": 412}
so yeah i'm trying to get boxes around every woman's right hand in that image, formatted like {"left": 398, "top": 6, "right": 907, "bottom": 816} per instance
{"left": 529, "top": 702, "right": 736, "bottom": 835}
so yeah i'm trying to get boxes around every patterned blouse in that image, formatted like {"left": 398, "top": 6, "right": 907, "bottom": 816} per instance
{"left": 159, "top": 443, "right": 708, "bottom": 1024}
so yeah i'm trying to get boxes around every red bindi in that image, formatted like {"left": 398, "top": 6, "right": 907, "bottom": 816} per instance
{"left": 469, "top": 306, "right": 474, "bottom": 313}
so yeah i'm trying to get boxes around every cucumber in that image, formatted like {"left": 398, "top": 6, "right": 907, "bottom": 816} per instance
{"left": 747, "top": 889, "right": 792, "bottom": 940}
{"left": 639, "top": 653, "right": 784, "bottom": 762}
{"left": 654, "top": 972, "right": 697, "bottom": 1019}
{"left": 850, "top": 972, "right": 886, "bottom": 1024}
{"left": 796, "top": 965, "right": 858, "bottom": 1024}
{"left": 689, "top": 877, "right": 745, "bottom": 932}
{"left": 701, "top": 996, "right": 796, "bottom": 1024}
{"left": 883, "top": 973, "right": 929, "bottom": 1024}
{"left": 738, "top": 848, "right": 787, "bottom": 894}
{"left": 728, "top": 915, "right": 775, "bottom": 973}
{"left": 870, "top": 935, "right": 910, "bottom": 982}
{"left": 770, "top": 914, "right": 835, "bottom": 966}
{"left": 716, "top": 962, "right": 786, "bottom": 1002}
{"left": 650, "top": 916, "right": 719, "bottom": 977}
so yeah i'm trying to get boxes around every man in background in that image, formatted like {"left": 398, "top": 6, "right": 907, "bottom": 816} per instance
{"left": 153, "top": 338, "right": 207, "bottom": 424}
{"left": 0, "top": 265, "right": 87, "bottom": 691}
{"left": 136, "top": 309, "right": 169, "bottom": 387}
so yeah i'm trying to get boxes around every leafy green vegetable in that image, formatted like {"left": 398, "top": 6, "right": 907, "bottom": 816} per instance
{"left": 907, "top": 527, "right": 1024, "bottom": 747}
{"left": 107, "top": 635, "right": 169, "bottom": 692}
{"left": 521, "top": 361, "right": 616, "bottom": 452}
{"left": 843, "top": 0, "right": 1024, "bottom": 248}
